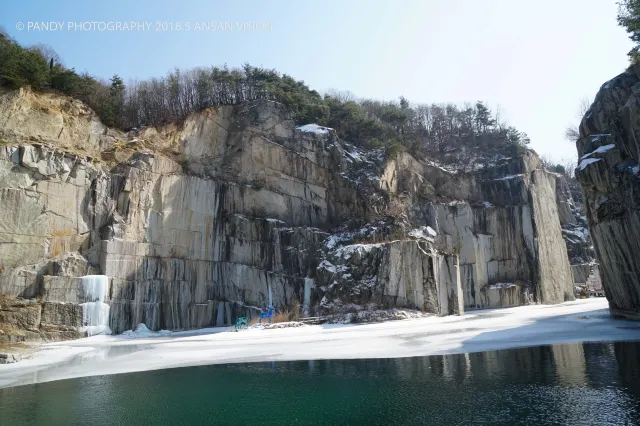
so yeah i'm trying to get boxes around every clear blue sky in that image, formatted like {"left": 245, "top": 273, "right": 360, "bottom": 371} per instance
{"left": 1, "top": 0, "right": 632, "bottom": 162}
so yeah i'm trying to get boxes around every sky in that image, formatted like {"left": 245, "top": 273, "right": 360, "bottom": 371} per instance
{"left": 1, "top": 0, "right": 633, "bottom": 162}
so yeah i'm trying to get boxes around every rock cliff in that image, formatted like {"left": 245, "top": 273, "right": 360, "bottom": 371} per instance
{"left": 555, "top": 174, "right": 601, "bottom": 297}
{"left": 0, "top": 87, "right": 575, "bottom": 339}
{"left": 576, "top": 63, "right": 640, "bottom": 320}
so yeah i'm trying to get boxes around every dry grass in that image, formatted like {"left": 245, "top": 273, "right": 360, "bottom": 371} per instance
{"left": 272, "top": 310, "right": 292, "bottom": 324}
{"left": 0, "top": 341, "right": 28, "bottom": 351}
{"left": 0, "top": 323, "right": 22, "bottom": 334}
{"left": 50, "top": 228, "right": 75, "bottom": 237}
{"left": 0, "top": 308, "right": 29, "bottom": 352}
{"left": 249, "top": 306, "right": 301, "bottom": 326}
{"left": 0, "top": 293, "right": 13, "bottom": 308}
{"left": 0, "top": 295, "right": 24, "bottom": 347}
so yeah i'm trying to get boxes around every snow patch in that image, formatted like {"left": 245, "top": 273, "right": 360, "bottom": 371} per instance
{"left": 563, "top": 227, "right": 589, "bottom": 242}
{"left": 326, "top": 234, "right": 346, "bottom": 250}
{"left": 424, "top": 159, "right": 457, "bottom": 174}
{"left": 265, "top": 218, "right": 285, "bottom": 224}
{"left": 334, "top": 243, "right": 383, "bottom": 260}
{"left": 493, "top": 174, "right": 523, "bottom": 181}
{"left": 317, "top": 260, "right": 337, "bottom": 273}
{"left": 121, "top": 323, "right": 173, "bottom": 338}
{"left": 264, "top": 322, "right": 305, "bottom": 329}
{"left": 408, "top": 226, "right": 437, "bottom": 240}
{"left": 578, "top": 158, "right": 602, "bottom": 171}
{"left": 296, "top": 124, "right": 332, "bottom": 134}
{"left": 487, "top": 283, "right": 516, "bottom": 290}
{"left": 325, "top": 309, "right": 432, "bottom": 324}
{"left": 580, "top": 144, "right": 616, "bottom": 160}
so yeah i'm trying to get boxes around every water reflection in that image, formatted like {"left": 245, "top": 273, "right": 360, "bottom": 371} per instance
{"left": 2, "top": 344, "right": 151, "bottom": 388}
{"left": 0, "top": 341, "right": 639, "bottom": 426}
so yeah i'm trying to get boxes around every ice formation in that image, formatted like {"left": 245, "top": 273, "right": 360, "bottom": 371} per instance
{"left": 303, "top": 278, "right": 315, "bottom": 317}
{"left": 80, "top": 275, "right": 112, "bottom": 336}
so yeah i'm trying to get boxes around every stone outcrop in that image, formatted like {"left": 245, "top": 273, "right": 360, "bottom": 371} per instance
{"left": 0, "top": 87, "right": 576, "bottom": 339}
{"left": 576, "top": 64, "right": 640, "bottom": 319}
{"left": 314, "top": 148, "right": 575, "bottom": 313}
{"left": 554, "top": 174, "right": 601, "bottom": 297}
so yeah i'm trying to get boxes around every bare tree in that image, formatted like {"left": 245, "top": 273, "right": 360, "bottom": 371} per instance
{"left": 324, "top": 89, "right": 356, "bottom": 102}
{"left": 30, "top": 43, "right": 63, "bottom": 67}
{"left": 565, "top": 97, "right": 592, "bottom": 142}
{"left": 540, "top": 155, "right": 554, "bottom": 170}
{"left": 494, "top": 104, "right": 507, "bottom": 130}
{"left": 559, "top": 157, "right": 577, "bottom": 179}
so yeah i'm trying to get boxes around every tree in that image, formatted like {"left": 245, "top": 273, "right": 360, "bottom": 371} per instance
{"left": 0, "top": 33, "right": 49, "bottom": 89}
{"left": 30, "top": 43, "right": 62, "bottom": 67}
{"left": 564, "top": 97, "right": 591, "bottom": 141}
{"left": 324, "top": 89, "right": 356, "bottom": 103}
{"left": 50, "top": 66, "right": 80, "bottom": 93}
{"left": 474, "top": 101, "right": 495, "bottom": 133}
{"left": 0, "top": 31, "right": 537, "bottom": 163}
{"left": 99, "top": 74, "right": 125, "bottom": 127}
{"left": 506, "top": 126, "right": 529, "bottom": 145}
{"left": 618, "top": 0, "right": 640, "bottom": 63}
{"left": 559, "top": 157, "right": 577, "bottom": 179}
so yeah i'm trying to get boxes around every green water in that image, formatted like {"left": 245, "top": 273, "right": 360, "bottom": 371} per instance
{"left": 1, "top": 342, "right": 639, "bottom": 425}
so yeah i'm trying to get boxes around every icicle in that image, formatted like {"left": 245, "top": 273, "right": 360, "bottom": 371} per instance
{"left": 303, "top": 278, "right": 314, "bottom": 317}
{"left": 80, "top": 275, "right": 112, "bottom": 336}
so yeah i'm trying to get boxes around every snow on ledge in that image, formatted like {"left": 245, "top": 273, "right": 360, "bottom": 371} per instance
{"left": 317, "top": 260, "right": 338, "bottom": 273}
{"left": 487, "top": 283, "right": 516, "bottom": 290}
{"left": 296, "top": 124, "right": 332, "bottom": 134}
{"left": 492, "top": 174, "right": 524, "bottom": 181}
{"left": 580, "top": 143, "right": 616, "bottom": 160}
{"left": 579, "top": 158, "right": 602, "bottom": 171}
{"left": 334, "top": 243, "right": 383, "bottom": 259}
{"left": 409, "top": 226, "right": 437, "bottom": 240}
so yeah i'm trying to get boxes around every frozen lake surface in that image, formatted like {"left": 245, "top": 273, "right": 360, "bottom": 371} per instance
{"left": 1, "top": 298, "right": 639, "bottom": 388}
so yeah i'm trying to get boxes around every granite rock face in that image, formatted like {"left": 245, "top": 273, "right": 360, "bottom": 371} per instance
{"left": 554, "top": 174, "right": 601, "bottom": 297}
{"left": 0, "top": 87, "right": 576, "bottom": 338}
{"left": 315, "top": 148, "right": 575, "bottom": 313}
{"left": 576, "top": 64, "right": 640, "bottom": 319}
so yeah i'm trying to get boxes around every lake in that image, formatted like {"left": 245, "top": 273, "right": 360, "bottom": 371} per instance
{"left": 1, "top": 341, "right": 639, "bottom": 425}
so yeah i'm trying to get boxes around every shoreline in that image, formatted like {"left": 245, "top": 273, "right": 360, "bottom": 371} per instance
{"left": 1, "top": 298, "right": 639, "bottom": 388}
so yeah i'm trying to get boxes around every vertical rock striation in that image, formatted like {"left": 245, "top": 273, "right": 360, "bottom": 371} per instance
{"left": 0, "top": 87, "right": 575, "bottom": 339}
{"left": 576, "top": 64, "right": 640, "bottom": 319}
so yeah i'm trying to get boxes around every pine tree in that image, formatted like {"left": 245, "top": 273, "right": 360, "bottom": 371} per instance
{"left": 474, "top": 101, "right": 495, "bottom": 133}
{"left": 618, "top": 0, "right": 640, "bottom": 63}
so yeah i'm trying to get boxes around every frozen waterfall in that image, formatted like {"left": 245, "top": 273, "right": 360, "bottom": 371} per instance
{"left": 303, "top": 278, "right": 315, "bottom": 317}
{"left": 80, "top": 275, "right": 112, "bottom": 336}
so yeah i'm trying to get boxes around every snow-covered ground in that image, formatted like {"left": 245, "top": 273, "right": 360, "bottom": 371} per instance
{"left": 1, "top": 298, "right": 639, "bottom": 388}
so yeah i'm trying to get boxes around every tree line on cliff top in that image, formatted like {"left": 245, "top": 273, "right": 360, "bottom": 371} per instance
{"left": 0, "top": 29, "right": 530, "bottom": 161}
{"left": 618, "top": 0, "right": 640, "bottom": 63}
